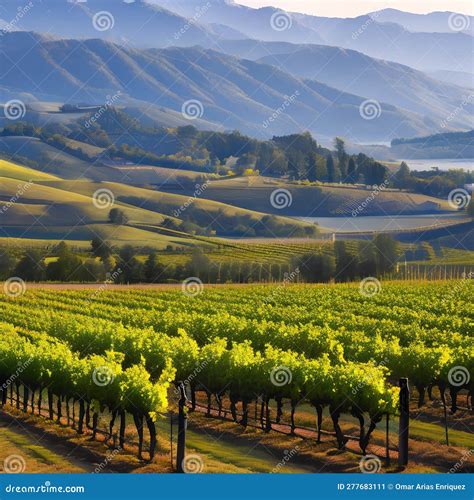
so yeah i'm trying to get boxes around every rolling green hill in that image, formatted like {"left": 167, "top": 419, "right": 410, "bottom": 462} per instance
{"left": 161, "top": 176, "right": 454, "bottom": 217}
{"left": 0, "top": 159, "right": 60, "bottom": 182}
{"left": 0, "top": 176, "right": 172, "bottom": 225}
{"left": 0, "top": 174, "right": 194, "bottom": 248}
{"left": 0, "top": 157, "right": 320, "bottom": 248}
{"left": 104, "top": 164, "right": 214, "bottom": 185}
{"left": 0, "top": 137, "right": 122, "bottom": 181}
{"left": 42, "top": 180, "right": 317, "bottom": 233}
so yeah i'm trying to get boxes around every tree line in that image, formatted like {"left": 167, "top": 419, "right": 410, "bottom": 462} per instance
{"left": 0, "top": 235, "right": 404, "bottom": 285}
{"left": 1, "top": 110, "right": 388, "bottom": 186}
{"left": 4, "top": 111, "right": 472, "bottom": 198}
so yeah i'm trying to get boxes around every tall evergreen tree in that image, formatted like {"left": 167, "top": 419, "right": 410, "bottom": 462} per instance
{"left": 306, "top": 153, "right": 318, "bottom": 182}
{"left": 372, "top": 234, "right": 399, "bottom": 275}
{"left": 347, "top": 157, "right": 357, "bottom": 184}
{"left": 395, "top": 161, "right": 411, "bottom": 189}
{"left": 117, "top": 245, "right": 143, "bottom": 283}
{"left": 0, "top": 249, "right": 17, "bottom": 280}
{"left": 326, "top": 155, "right": 336, "bottom": 183}
{"left": 91, "top": 238, "right": 113, "bottom": 261}
{"left": 14, "top": 249, "right": 46, "bottom": 282}
{"left": 144, "top": 252, "right": 165, "bottom": 283}
{"left": 334, "top": 137, "right": 347, "bottom": 179}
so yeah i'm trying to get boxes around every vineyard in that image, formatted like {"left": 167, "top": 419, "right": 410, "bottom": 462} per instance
{"left": 0, "top": 281, "right": 472, "bottom": 472}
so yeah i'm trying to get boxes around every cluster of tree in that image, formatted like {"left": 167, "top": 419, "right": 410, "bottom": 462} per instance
{"left": 1, "top": 235, "right": 402, "bottom": 285}
{"left": 302, "top": 235, "right": 401, "bottom": 283}
{"left": 392, "top": 130, "right": 474, "bottom": 148}
{"left": 0, "top": 243, "right": 111, "bottom": 283}
{"left": 393, "top": 162, "right": 473, "bottom": 198}
{"left": 1, "top": 111, "right": 388, "bottom": 186}
{"left": 8, "top": 110, "right": 473, "bottom": 200}
{"left": 404, "top": 242, "right": 436, "bottom": 261}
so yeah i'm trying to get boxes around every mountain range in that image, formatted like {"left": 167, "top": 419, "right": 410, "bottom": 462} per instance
{"left": 1, "top": 0, "right": 473, "bottom": 74}
{"left": 220, "top": 40, "right": 473, "bottom": 129}
{"left": 0, "top": 31, "right": 456, "bottom": 142}
{"left": 0, "top": 0, "right": 472, "bottom": 144}
{"left": 151, "top": 0, "right": 474, "bottom": 73}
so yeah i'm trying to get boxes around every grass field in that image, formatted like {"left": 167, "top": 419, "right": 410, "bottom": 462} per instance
{"left": 0, "top": 156, "right": 318, "bottom": 247}
{"left": 161, "top": 176, "right": 454, "bottom": 217}
{"left": 0, "top": 159, "right": 61, "bottom": 182}
{"left": 107, "top": 164, "right": 216, "bottom": 185}
{"left": 0, "top": 137, "right": 121, "bottom": 181}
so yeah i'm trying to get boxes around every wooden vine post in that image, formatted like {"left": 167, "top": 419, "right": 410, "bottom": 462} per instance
{"left": 176, "top": 382, "right": 188, "bottom": 473}
{"left": 398, "top": 378, "right": 410, "bottom": 467}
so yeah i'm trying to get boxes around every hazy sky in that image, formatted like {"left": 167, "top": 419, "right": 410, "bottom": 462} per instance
{"left": 236, "top": 0, "right": 473, "bottom": 17}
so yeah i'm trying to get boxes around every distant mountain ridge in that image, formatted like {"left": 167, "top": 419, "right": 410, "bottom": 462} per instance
{"left": 0, "top": 0, "right": 472, "bottom": 73}
{"left": 0, "top": 0, "right": 219, "bottom": 48}
{"left": 0, "top": 32, "right": 439, "bottom": 142}
{"left": 369, "top": 9, "right": 474, "bottom": 34}
{"left": 219, "top": 40, "right": 473, "bottom": 131}
{"left": 0, "top": 1, "right": 472, "bottom": 143}
{"left": 151, "top": 0, "right": 474, "bottom": 73}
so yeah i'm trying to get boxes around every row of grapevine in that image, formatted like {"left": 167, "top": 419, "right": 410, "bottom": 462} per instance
{"left": 0, "top": 282, "right": 471, "bottom": 459}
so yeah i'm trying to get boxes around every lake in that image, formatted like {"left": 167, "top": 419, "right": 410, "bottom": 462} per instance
{"left": 299, "top": 213, "right": 468, "bottom": 233}
{"left": 399, "top": 159, "right": 473, "bottom": 172}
